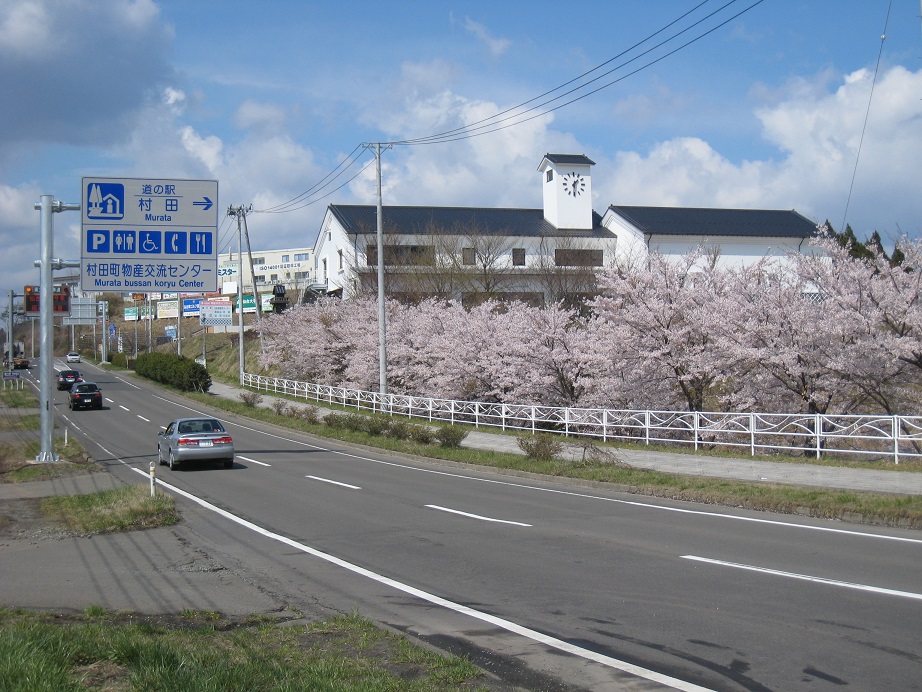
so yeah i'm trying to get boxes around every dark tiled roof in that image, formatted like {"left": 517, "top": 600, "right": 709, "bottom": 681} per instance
{"left": 540, "top": 153, "right": 596, "bottom": 166}
{"left": 329, "top": 205, "right": 614, "bottom": 239}
{"left": 608, "top": 206, "right": 818, "bottom": 239}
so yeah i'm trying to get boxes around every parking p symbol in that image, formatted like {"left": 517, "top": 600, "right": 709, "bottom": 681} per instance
{"left": 87, "top": 231, "right": 110, "bottom": 253}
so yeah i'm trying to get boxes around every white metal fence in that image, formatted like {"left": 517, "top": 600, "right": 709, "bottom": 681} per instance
{"left": 242, "top": 372, "right": 922, "bottom": 464}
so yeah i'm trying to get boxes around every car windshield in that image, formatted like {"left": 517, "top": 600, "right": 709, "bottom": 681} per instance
{"left": 177, "top": 419, "right": 224, "bottom": 434}
{"left": 75, "top": 384, "right": 98, "bottom": 393}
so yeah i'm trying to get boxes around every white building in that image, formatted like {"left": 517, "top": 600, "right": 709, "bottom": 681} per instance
{"left": 313, "top": 154, "right": 818, "bottom": 302}
{"left": 216, "top": 246, "right": 315, "bottom": 299}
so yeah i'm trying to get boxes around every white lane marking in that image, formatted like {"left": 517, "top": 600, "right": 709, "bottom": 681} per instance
{"left": 307, "top": 475, "right": 360, "bottom": 489}
{"left": 137, "top": 415, "right": 150, "bottom": 423}
{"left": 426, "top": 504, "right": 531, "bottom": 527}
{"left": 150, "top": 394, "right": 922, "bottom": 545}
{"left": 116, "top": 376, "right": 142, "bottom": 390}
{"left": 119, "top": 405, "right": 130, "bottom": 411}
{"left": 238, "top": 455, "right": 271, "bottom": 467}
{"left": 109, "top": 458, "right": 707, "bottom": 692}
{"left": 682, "top": 555, "right": 922, "bottom": 602}
{"left": 105, "top": 398, "right": 115, "bottom": 403}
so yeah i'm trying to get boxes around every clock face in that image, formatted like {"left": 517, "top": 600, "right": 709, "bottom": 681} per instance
{"left": 562, "top": 172, "right": 585, "bottom": 197}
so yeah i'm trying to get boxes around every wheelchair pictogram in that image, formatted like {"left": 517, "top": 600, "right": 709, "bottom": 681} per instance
{"left": 139, "top": 231, "right": 162, "bottom": 254}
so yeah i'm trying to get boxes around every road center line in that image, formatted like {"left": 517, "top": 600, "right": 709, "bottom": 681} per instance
{"left": 307, "top": 475, "right": 360, "bottom": 489}
{"left": 426, "top": 504, "right": 531, "bottom": 527}
{"left": 137, "top": 415, "right": 150, "bottom": 422}
{"left": 682, "top": 555, "right": 922, "bottom": 601}
{"left": 237, "top": 455, "right": 271, "bottom": 467}
{"left": 119, "top": 405, "right": 130, "bottom": 411}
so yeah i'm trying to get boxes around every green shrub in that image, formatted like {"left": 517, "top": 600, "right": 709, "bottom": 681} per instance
{"left": 271, "top": 399, "right": 288, "bottom": 415}
{"left": 387, "top": 420, "right": 413, "bottom": 440}
{"left": 408, "top": 425, "right": 435, "bottom": 444}
{"left": 517, "top": 432, "right": 563, "bottom": 460}
{"left": 435, "top": 425, "right": 468, "bottom": 448}
{"left": 342, "top": 413, "right": 367, "bottom": 432}
{"left": 134, "top": 352, "right": 211, "bottom": 392}
{"left": 239, "top": 390, "right": 263, "bottom": 407}
{"left": 294, "top": 405, "right": 320, "bottom": 424}
{"left": 365, "top": 415, "right": 391, "bottom": 436}
{"left": 323, "top": 413, "right": 351, "bottom": 429}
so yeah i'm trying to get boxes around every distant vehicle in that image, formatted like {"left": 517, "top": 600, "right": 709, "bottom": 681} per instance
{"left": 65, "top": 352, "right": 81, "bottom": 363}
{"left": 57, "top": 370, "right": 83, "bottom": 390}
{"left": 69, "top": 382, "right": 102, "bottom": 410}
{"left": 158, "top": 417, "right": 234, "bottom": 470}
{"left": 12, "top": 357, "right": 29, "bottom": 369}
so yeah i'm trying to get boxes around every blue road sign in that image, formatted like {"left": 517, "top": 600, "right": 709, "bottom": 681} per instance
{"left": 81, "top": 177, "right": 219, "bottom": 294}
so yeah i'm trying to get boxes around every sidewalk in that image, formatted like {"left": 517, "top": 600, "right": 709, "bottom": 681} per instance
{"left": 208, "top": 380, "right": 922, "bottom": 497}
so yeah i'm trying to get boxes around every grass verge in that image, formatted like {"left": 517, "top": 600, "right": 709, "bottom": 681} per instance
{"left": 40, "top": 484, "right": 179, "bottom": 535}
{"left": 0, "top": 609, "right": 487, "bottom": 691}
{"left": 183, "top": 388, "right": 922, "bottom": 528}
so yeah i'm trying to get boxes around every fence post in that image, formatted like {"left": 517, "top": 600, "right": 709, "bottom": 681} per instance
{"left": 645, "top": 410, "right": 650, "bottom": 446}
{"left": 815, "top": 414, "right": 822, "bottom": 459}
{"left": 694, "top": 411, "right": 699, "bottom": 451}
{"left": 894, "top": 415, "right": 900, "bottom": 465}
{"left": 750, "top": 413, "right": 755, "bottom": 457}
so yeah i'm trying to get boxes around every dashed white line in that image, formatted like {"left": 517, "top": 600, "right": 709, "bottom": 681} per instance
{"left": 119, "top": 405, "right": 130, "bottom": 411}
{"left": 426, "top": 504, "right": 532, "bottom": 527}
{"left": 137, "top": 415, "right": 150, "bottom": 422}
{"left": 237, "top": 455, "right": 271, "bottom": 467}
{"left": 307, "top": 475, "right": 360, "bottom": 489}
{"left": 682, "top": 556, "right": 922, "bottom": 602}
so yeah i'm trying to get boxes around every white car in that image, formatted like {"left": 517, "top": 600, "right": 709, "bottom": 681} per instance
{"left": 65, "top": 352, "right": 81, "bottom": 363}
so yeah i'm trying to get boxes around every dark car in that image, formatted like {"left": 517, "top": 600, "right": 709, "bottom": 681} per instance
{"left": 157, "top": 417, "right": 234, "bottom": 470}
{"left": 57, "top": 370, "right": 83, "bottom": 390}
{"left": 69, "top": 382, "right": 102, "bottom": 410}
{"left": 13, "top": 357, "right": 29, "bottom": 369}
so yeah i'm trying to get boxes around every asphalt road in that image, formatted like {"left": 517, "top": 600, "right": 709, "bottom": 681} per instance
{"left": 41, "top": 360, "right": 922, "bottom": 691}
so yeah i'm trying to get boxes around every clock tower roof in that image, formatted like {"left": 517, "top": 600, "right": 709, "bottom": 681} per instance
{"left": 538, "top": 153, "right": 596, "bottom": 170}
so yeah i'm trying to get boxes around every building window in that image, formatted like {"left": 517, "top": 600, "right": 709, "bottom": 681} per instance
{"left": 512, "top": 248, "right": 526, "bottom": 266}
{"left": 253, "top": 257, "right": 265, "bottom": 265}
{"left": 366, "top": 244, "right": 435, "bottom": 266}
{"left": 254, "top": 275, "right": 265, "bottom": 284}
{"left": 462, "top": 247, "right": 476, "bottom": 265}
{"left": 554, "top": 248, "right": 604, "bottom": 267}
{"left": 294, "top": 271, "right": 310, "bottom": 280}
{"left": 546, "top": 170, "right": 553, "bottom": 183}
{"left": 322, "top": 258, "right": 327, "bottom": 281}
{"left": 270, "top": 274, "right": 279, "bottom": 282}
{"left": 294, "top": 253, "right": 309, "bottom": 261}
{"left": 338, "top": 249, "right": 343, "bottom": 270}
{"left": 281, "top": 255, "right": 289, "bottom": 263}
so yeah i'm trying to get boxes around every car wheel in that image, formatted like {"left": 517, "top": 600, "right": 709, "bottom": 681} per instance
{"left": 168, "top": 450, "right": 178, "bottom": 471}
{"left": 223, "top": 458, "right": 233, "bottom": 468}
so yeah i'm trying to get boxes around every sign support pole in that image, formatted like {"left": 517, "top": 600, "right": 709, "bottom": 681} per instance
{"left": 34, "top": 196, "right": 79, "bottom": 463}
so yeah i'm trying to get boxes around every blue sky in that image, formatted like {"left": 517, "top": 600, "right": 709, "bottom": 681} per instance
{"left": 3, "top": 0, "right": 922, "bottom": 297}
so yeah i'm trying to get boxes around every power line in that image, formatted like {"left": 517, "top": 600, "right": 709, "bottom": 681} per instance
{"left": 255, "top": 0, "right": 765, "bottom": 213}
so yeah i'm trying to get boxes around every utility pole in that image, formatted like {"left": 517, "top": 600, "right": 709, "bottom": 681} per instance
{"left": 227, "top": 205, "right": 250, "bottom": 384}
{"left": 362, "top": 142, "right": 392, "bottom": 399}
{"left": 240, "top": 209, "right": 265, "bottom": 354}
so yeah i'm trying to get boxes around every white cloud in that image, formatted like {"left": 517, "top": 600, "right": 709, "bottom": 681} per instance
{"left": 597, "top": 65, "right": 922, "bottom": 238}
{"left": 0, "top": 1, "right": 51, "bottom": 58}
{"left": 234, "top": 100, "right": 288, "bottom": 134}
{"left": 459, "top": 16, "right": 511, "bottom": 58}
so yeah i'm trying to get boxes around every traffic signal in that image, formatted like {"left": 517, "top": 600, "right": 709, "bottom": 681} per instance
{"left": 52, "top": 285, "right": 71, "bottom": 315}
{"left": 23, "top": 286, "right": 40, "bottom": 316}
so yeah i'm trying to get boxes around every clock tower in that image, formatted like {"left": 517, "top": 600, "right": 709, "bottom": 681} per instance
{"left": 538, "top": 153, "right": 595, "bottom": 230}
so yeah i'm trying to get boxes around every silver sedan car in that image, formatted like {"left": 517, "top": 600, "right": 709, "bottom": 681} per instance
{"left": 157, "top": 417, "right": 234, "bottom": 470}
